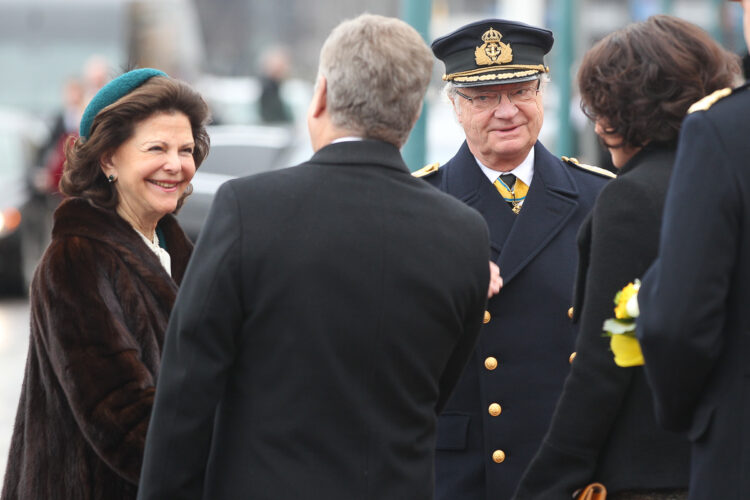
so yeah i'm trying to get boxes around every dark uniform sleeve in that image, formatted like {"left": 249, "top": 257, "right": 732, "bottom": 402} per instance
{"left": 138, "top": 182, "right": 244, "bottom": 499}
{"left": 514, "top": 176, "right": 661, "bottom": 498}
{"left": 638, "top": 112, "right": 739, "bottom": 432}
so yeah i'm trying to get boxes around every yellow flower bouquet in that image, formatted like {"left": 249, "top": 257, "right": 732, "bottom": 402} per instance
{"left": 602, "top": 280, "right": 644, "bottom": 367}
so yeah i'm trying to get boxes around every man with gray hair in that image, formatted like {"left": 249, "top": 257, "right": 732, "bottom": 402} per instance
{"left": 414, "top": 18, "right": 613, "bottom": 500}
{"left": 137, "top": 13, "right": 492, "bottom": 500}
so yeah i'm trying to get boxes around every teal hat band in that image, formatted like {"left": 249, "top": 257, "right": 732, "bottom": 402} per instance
{"left": 79, "top": 68, "right": 168, "bottom": 139}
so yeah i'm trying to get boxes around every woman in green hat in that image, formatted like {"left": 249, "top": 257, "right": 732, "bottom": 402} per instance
{"left": 2, "top": 68, "right": 210, "bottom": 500}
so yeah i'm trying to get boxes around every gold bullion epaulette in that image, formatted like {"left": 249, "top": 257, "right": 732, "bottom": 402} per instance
{"left": 412, "top": 162, "right": 441, "bottom": 178}
{"left": 561, "top": 156, "right": 615, "bottom": 179}
{"left": 688, "top": 87, "right": 732, "bottom": 114}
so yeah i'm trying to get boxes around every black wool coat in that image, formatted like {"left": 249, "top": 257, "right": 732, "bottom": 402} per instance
{"left": 638, "top": 84, "right": 750, "bottom": 500}
{"left": 1, "top": 197, "right": 192, "bottom": 500}
{"left": 422, "top": 141, "right": 610, "bottom": 500}
{"left": 513, "top": 144, "right": 690, "bottom": 499}
{"left": 137, "top": 140, "right": 491, "bottom": 500}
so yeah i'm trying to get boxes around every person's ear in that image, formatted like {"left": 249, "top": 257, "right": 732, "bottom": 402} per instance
{"left": 100, "top": 152, "right": 116, "bottom": 179}
{"left": 309, "top": 76, "right": 327, "bottom": 118}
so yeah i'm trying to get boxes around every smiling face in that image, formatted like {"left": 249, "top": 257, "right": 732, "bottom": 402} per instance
{"left": 452, "top": 81, "right": 544, "bottom": 172}
{"left": 101, "top": 111, "right": 196, "bottom": 234}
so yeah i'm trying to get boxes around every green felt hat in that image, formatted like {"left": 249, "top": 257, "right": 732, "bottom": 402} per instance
{"left": 79, "top": 68, "right": 168, "bottom": 139}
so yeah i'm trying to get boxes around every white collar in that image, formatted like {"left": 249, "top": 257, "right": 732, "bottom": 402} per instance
{"left": 475, "top": 147, "right": 535, "bottom": 186}
{"left": 331, "top": 136, "right": 364, "bottom": 144}
{"left": 134, "top": 229, "right": 172, "bottom": 277}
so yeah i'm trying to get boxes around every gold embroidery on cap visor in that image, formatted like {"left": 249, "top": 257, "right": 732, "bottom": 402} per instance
{"left": 475, "top": 27, "right": 513, "bottom": 65}
{"left": 444, "top": 65, "right": 549, "bottom": 83}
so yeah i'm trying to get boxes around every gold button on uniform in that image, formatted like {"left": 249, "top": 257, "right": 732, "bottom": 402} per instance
{"left": 483, "top": 310, "right": 491, "bottom": 324}
{"left": 568, "top": 307, "right": 574, "bottom": 319}
{"left": 488, "top": 403, "right": 502, "bottom": 416}
{"left": 492, "top": 450, "right": 506, "bottom": 463}
{"left": 569, "top": 352, "right": 577, "bottom": 364}
{"left": 484, "top": 356, "right": 498, "bottom": 371}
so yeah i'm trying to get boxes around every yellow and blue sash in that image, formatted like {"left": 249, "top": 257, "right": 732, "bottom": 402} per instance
{"left": 493, "top": 177, "right": 529, "bottom": 214}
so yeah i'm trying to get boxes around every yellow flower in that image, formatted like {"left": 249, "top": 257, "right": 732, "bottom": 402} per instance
{"left": 610, "top": 333, "right": 645, "bottom": 367}
{"left": 604, "top": 280, "right": 644, "bottom": 367}
{"left": 614, "top": 281, "right": 640, "bottom": 320}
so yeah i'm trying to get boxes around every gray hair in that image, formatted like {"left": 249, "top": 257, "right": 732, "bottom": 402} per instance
{"left": 318, "top": 13, "right": 433, "bottom": 148}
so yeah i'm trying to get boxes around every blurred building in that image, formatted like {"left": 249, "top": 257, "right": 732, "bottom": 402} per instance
{"left": 190, "top": 0, "right": 744, "bottom": 164}
{"left": 0, "top": 0, "right": 204, "bottom": 119}
{"left": 194, "top": 0, "right": 400, "bottom": 78}
{"left": 0, "top": 0, "right": 744, "bottom": 163}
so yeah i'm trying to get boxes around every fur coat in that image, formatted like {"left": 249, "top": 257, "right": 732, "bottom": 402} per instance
{"left": 1, "top": 197, "right": 192, "bottom": 500}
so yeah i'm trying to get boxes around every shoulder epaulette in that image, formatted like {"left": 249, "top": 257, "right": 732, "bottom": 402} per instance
{"left": 688, "top": 87, "right": 733, "bottom": 114}
{"left": 412, "top": 162, "right": 440, "bottom": 178}
{"left": 561, "top": 156, "right": 615, "bottom": 179}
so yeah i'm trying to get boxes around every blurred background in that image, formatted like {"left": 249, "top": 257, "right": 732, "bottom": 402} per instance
{"left": 0, "top": 0, "right": 746, "bottom": 477}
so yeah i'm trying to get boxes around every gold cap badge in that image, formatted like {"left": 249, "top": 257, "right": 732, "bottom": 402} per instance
{"left": 475, "top": 27, "right": 513, "bottom": 66}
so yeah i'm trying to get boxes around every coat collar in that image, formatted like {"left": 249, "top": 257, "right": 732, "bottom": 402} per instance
{"left": 443, "top": 141, "right": 579, "bottom": 198}
{"left": 52, "top": 197, "right": 193, "bottom": 284}
{"left": 444, "top": 141, "right": 581, "bottom": 285}
{"left": 617, "top": 141, "right": 675, "bottom": 177}
{"left": 309, "top": 139, "right": 410, "bottom": 174}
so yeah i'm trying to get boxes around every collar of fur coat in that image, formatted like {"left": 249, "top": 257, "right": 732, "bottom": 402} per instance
{"left": 51, "top": 197, "right": 193, "bottom": 284}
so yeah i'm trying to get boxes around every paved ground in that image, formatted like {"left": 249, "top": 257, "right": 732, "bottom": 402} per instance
{"left": 0, "top": 296, "right": 30, "bottom": 483}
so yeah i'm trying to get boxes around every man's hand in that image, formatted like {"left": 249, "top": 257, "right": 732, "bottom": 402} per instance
{"left": 488, "top": 261, "right": 503, "bottom": 298}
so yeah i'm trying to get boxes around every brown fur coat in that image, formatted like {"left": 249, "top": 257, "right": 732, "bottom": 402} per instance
{"left": 1, "top": 197, "right": 192, "bottom": 500}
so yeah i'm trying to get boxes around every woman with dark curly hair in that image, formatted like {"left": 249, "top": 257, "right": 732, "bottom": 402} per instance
{"left": 1, "top": 68, "right": 210, "bottom": 500}
{"left": 512, "top": 15, "right": 741, "bottom": 500}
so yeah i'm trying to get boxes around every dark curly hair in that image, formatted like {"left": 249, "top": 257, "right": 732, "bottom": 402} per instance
{"left": 578, "top": 15, "right": 741, "bottom": 150}
{"left": 60, "top": 75, "right": 211, "bottom": 212}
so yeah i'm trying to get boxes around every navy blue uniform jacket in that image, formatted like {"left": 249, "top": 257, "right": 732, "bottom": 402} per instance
{"left": 638, "top": 84, "right": 750, "bottom": 500}
{"left": 422, "top": 141, "right": 609, "bottom": 500}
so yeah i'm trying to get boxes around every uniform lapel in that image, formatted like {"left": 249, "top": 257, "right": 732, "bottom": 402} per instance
{"left": 473, "top": 181, "right": 517, "bottom": 260}
{"left": 443, "top": 142, "right": 517, "bottom": 261}
{"left": 497, "top": 143, "right": 580, "bottom": 285}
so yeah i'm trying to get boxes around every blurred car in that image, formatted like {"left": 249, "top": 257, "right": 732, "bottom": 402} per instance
{"left": 0, "top": 108, "right": 51, "bottom": 295}
{"left": 176, "top": 124, "right": 311, "bottom": 241}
